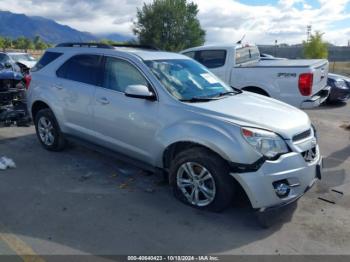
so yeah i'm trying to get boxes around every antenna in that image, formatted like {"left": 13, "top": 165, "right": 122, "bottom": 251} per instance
{"left": 236, "top": 34, "right": 246, "bottom": 44}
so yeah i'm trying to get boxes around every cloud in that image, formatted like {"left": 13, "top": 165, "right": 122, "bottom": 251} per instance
{"left": 0, "top": 0, "right": 349, "bottom": 45}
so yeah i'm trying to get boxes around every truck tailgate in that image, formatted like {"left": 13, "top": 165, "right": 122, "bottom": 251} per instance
{"left": 311, "top": 60, "right": 329, "bottom": 95}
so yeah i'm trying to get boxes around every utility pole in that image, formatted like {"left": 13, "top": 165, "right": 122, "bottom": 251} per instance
{"left": 274, "top": 40, "right": 278, "bottom": 56}
{"left": 306, "top": 25, "right": 312, "bottom": 42}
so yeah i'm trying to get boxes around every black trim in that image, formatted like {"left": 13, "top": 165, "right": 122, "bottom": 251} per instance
{"left": 64, "top": 134, "right": 163, "bottom": 175}
{"left": 229, "top": 157, "right": 265, "bottom": 173}
{"left": 56, "top": 43, "right": 114, "bottom": 49}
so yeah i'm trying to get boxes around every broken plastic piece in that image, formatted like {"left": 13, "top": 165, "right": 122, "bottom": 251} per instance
{"left": 0, "top": 156, "right": 16, "bottom": 170}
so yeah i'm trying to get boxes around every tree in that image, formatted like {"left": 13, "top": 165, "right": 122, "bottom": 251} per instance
{"left": 33, "top": 36, "right": 48, "bottom": 50}
{"left": 99, "top": 39, "right": 124, "bottom": 46}
{"left": 303, "top": 31, "right": 328, "bottom": 59}
{"left": 3, "top": 37, "right": 12, "bottom": 50}
{"left": 133, "top": 0, "right": 205, "bottom": 51}
{"left": 0, "top": 37, "right": 4, "bottom": 51}
{"left": 13, "top": 36, "right": 34, "bottom": 52}
{"left": 0, "top": 37, "right": 11, "bottom": 51}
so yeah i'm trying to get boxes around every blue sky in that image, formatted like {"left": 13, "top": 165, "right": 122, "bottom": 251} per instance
{"left": 0, "top": 0, "right": 349, "bottom": 45}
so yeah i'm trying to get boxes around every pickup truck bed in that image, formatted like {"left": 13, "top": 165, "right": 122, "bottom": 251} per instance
{"left": 181, "top": 45, "right": 330, "bottom": 108}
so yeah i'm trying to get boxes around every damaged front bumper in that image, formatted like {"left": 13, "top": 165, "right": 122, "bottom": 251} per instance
{"left": 230, "top": 148, "right": 322, "bottom": 212}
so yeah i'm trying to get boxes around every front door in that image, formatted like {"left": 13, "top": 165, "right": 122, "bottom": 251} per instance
{"left": 92, "top": 56, "right": 161, "bottom": 164}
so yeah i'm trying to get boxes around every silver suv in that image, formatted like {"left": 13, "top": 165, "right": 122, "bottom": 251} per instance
{"left": 27, "top": 43, "right": 322, "bottom": 212}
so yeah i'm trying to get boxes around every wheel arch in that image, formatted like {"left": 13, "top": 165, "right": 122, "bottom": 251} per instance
{"left": 163, "top": 141, "right": 227, "bottom": 170}
{"left": 31, "top": 100, "right": 51, "bottom": 120}
{"left": 242, "top": 86, "right": 270, "bottom": 97}
{"left": 163, "top": 141, "right": 252, "bottom": 208}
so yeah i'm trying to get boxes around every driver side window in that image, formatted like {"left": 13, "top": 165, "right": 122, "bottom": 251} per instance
{"left": 103, "top": 57, "right": 148, "bottom": 93}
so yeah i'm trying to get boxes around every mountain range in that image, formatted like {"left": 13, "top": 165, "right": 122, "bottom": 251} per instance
{"left": 0, "top": 10, "right": 132, "bottom": 43}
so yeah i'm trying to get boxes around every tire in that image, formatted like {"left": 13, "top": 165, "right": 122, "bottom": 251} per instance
{"left": 169, "top": 147, "right": 235, "bottom": 212}
{"left": 34, "top": 108, "right": 66, "bottom": 151}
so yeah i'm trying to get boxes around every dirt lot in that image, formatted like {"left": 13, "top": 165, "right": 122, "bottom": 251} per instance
{"left": 0, "top": 103, "right": 349, "bottom": 258}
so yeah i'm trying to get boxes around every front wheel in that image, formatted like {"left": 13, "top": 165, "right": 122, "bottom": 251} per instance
{"left": 169, "top": 148, "right": 235, "bottom": 212}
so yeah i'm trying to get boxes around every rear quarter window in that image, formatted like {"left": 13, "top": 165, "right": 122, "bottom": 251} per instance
{"left": 31, "top": 52, "right": 63, "bottom": 72}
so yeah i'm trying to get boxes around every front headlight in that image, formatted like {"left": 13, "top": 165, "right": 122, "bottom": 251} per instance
{"left": 334, "top": 79, "right": 347, "bottom": 89}
{"left": 241, "top": 127, "right": 289, "bottom": 159}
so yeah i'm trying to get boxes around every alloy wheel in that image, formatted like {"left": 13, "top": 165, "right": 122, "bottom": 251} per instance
{"left": 37, "top": 116, "right": 55, "bottom": 146}
{"left": 176, "top": 162, "right": 216, "bottom": 207}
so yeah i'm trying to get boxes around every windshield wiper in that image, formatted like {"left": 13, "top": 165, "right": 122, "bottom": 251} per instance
{"left": 179, "top": 96, "right": 217, "bottom": 103}
{"left": 214, "top": 89, "right": 242, "bottom": 98}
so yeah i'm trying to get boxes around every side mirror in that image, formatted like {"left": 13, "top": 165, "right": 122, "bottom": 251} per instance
{"left": 4, "top": 62, "right": 12, "bottom": 69}
{"left": 125, "top": 85, "right": 156, "bottom": 100}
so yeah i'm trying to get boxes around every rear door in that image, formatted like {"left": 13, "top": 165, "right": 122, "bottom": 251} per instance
{"left": 92, "top": 56, "right": 160, "bottom": 164}
{"left": 54, "top": 54, "right": 103, "bottom": 138}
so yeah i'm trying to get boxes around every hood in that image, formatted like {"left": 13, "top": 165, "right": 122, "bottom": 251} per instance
{"left": 17, "top": 60, "right": 37, "bottom": 69}
{"left": 187, "top": 92, "right": 311, "bottom": 139}
{"left": 328, "top": 73, "right": 350, "bottom": 81}
{"left": 0, "top": 69, "right": 23, "bottom": 80}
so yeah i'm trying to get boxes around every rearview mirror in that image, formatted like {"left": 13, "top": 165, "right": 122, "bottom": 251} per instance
{"left": 125, "top": 85, "right": 156, "bottom": 100}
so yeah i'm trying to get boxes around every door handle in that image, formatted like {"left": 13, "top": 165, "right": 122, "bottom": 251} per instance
{"left": 97, "top": 97, "right": 110, "bottom": 105}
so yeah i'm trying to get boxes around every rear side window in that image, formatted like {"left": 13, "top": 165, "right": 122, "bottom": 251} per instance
{"left": 32, "top": 52, "right": 62, "bottom": 72}
{"left": 196, "top": 50, "right": 226, "bottom": 68}
{"left": 235, "top": 46, "right": 260, "bottom": 64}
{"left": 57, "top": 54, "right": 103, "bottom": 86}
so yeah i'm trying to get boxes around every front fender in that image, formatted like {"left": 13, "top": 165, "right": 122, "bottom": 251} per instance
{"left": 154, "top": 120, "right": 261, "bottom": 167}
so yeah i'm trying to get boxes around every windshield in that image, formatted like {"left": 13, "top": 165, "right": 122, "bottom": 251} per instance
{"left": 9, "top": 54, "right": 36, "bottom": 62}
{"left": 145, "top": 59, "right": 232, "bottom": 100}
{"left": 235, "top": 46, "right": 260, "bottom": 64}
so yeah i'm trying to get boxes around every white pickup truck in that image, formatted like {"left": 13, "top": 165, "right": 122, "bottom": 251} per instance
{"left": 181, "top": 44, "right": 330, "bottom": 108}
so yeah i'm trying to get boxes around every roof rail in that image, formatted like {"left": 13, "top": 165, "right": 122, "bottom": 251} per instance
{"left": 55, "top": 42, "right": 114, "bottom": 49}
{"left": 112, "top": 44, "right": 159, "bottom": 50}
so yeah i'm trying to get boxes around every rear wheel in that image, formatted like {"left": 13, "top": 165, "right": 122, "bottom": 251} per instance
{"left": 169, "top": 147, "right": 235, "bottom": 212}
{"left": 34, "top": 108, "right": 66, "bottom": 151}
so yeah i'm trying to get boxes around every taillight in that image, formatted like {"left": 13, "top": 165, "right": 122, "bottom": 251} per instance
{"left": 298, "top": 73, "right": 313, "bottom": 96}
{"left": 24, "top": 74, "right": 32, "bottom": 90}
